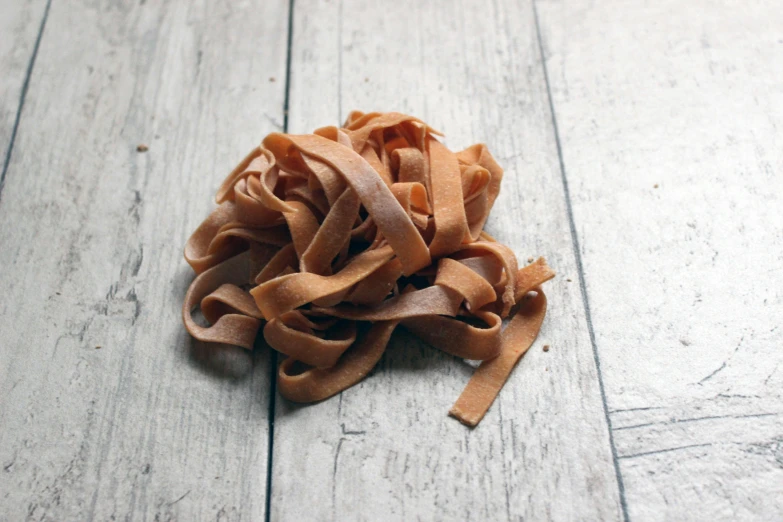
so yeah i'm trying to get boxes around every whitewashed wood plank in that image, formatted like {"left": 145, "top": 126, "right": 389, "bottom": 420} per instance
{"left": 0, "top": 1, "right": 289, "bottom": 519}
{"left": 271, "top": 1, "right": 623, "bottom": 520}
{"left": 0, "top": 0, "right": 49, "bottom": 178}
{"left": 536, "top": 1, "right": 783, "bottom": 520}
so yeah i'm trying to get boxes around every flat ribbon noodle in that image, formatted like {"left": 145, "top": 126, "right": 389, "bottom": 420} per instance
{"left": 277, "top": 320, "right": 399, "bottom": 403}
{"left": 516, "top": 257, "right": 557, "bottom": 300}
{"left": 342, "top": 112, "right": 438, "bottom": 152}
{"left": 300, "top": 188, "right": 359, "bottom": 275}
{"left": 216, "top": 147, "right": 265, "bottom": 203}
{"left": 183, "top": 250, "right": 268, "bottom": 349}
{"left": 402, "top": 310, "right": 502, "bottom": 361}
{"left": 313, "top": 285, "right": 462, "bottom": 321}
{"left": 184, "top": 202, "right": 241, "bottom": 273}
{"left": 391, "top": 182, "right": 431, "bottom": 230}
{"left": 428, "top": 138, "right": 470, "bottom": 258}
{"left": 264, "top": 313, "right": 357, "bottom": 369}
{"left": 234, "top": 178, "right": 282, "bottom": 226}
{"left": 250, "top": 245, "right": 395, "bottom": 319}
{"left": 346, "top": 258, "right": 402, "bottom": 305}
{"left": 182, "top": 111, "right": 555, "bottom": 426}
{"left": 455, "top": 241, "right": 519, "bottom": 317}
{"left": 450, "top": 290, "right": 548, "bottom": 427}
{"left": 434, "top": 258, "right": 496, "bottom": 311}
{"left": 265, "top": 133, "right": 431, "bottom": 275}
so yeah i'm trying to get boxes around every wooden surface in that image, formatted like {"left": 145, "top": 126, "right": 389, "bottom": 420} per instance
{"left": 536, "top": 1, "right": 783, "bottom": 520}
{"left": 0, "top": 0, "right": 780, "bottom": 521}
{"left": 0, "top": 0, "right": 289, "bottom": 519}
{"left": 271, "top": 1, "right": 622, "bottom": 521}
{"left": 0, "top": 0, "right": 49, "bottom": 184}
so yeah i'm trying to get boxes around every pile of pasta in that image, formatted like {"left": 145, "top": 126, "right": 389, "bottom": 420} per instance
{"left": 183, "top": 112, "right": 554, "bottom": 426}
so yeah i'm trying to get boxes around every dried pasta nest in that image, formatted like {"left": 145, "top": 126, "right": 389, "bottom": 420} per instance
{"left": 183, "top": 111, "right": 554, "bottom": 426}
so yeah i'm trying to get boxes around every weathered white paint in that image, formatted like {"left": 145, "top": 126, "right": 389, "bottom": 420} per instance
{"left": 0, "top": 0, "right": 289, "bottom": 519}
{"left": 0, "top": 0, "right": 49, "bottom": 171}
{"left": 270, "top": 1, "right": 623, "bottom": 520}
{"left": 3, "top": 0, "right": 777, "bottom": 519}
{"left": 537, "top": 0, "right": 783, "bottom": 520}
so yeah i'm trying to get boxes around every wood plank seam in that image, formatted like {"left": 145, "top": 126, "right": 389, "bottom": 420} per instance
{"left": 272, "top": 1, "right": 624, "bottom": 519}
{"left": 531, "top": 2, "right": 631, "bottom": 520}
{"left": 535, "top": 2, "right": 783, "bottom": 518}
{"left": 265, "top": 1, "right": 297, "bottom": 521}
{"left": 0, "top": 0, "right": 52, "bottom": 201}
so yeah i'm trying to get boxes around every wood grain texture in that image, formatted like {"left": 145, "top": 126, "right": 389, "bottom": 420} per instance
{"left": 536, "top": 1, "right": 783, "bottom": 520}
{"left": 0, "top": 0, "right": 288, "bottom": 519}
{"left": 270, "top": 1, "right": 623, "bottom": 520}
{"left": 0, "top": 0, "right": 49, "bottom": 177}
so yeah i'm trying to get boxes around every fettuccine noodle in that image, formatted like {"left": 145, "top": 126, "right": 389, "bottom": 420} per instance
{"left": 182, "top": 112, "right": 554, "bottom": 427}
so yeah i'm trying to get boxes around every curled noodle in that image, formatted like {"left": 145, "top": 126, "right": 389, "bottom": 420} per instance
{"left": 182, "top": 112, "right": 555, "bottom": 426}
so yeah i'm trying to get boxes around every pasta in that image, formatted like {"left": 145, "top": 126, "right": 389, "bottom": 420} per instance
{"left": 182, "top": 111, "right": 554, "bottom": 427}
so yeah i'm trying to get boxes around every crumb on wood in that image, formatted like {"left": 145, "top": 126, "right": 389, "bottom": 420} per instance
{"left": 543, "top": 344, "right": 550, "bottom": 352}
{"left": 136, "top": 144, "right": 149, "bottom": 152}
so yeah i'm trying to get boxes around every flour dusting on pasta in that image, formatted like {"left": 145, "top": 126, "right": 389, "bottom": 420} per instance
{"left": 182, "top": 111, "right": 554, "bottom": 426}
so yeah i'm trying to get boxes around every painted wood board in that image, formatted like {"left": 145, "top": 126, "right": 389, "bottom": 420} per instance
{"left": 536, "top": 1, "right": 783, "bottom": 520}
{"left": 0, "top": 0, "right": 50, "bottom": 179}
{"left": 269, "top": 1, "right": 624, "bottom": 520}
{"left": 0, "top": 1, "right": 289, "bottom": 519}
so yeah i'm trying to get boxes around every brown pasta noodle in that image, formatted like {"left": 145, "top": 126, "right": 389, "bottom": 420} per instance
{"left": 182, "top": 111, "right": 555, "bottom": 427}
